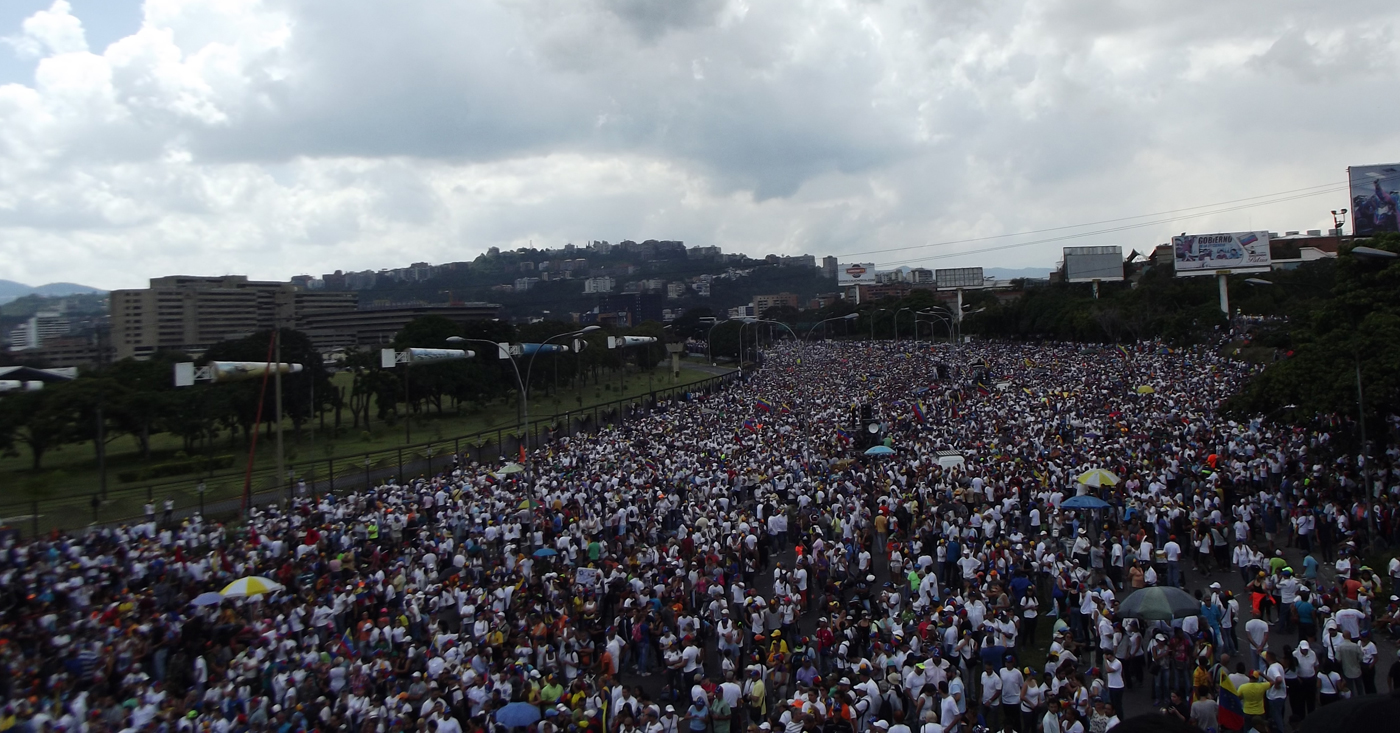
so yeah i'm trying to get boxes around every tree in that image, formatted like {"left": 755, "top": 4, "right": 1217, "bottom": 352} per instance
{"left": 201, "top": 328, "right": 332, "bottom": 444}
{"left": 1225, "top": 234, "right": 1400, "bottom": 441}
{"left": 394, "top": 316, "right": 471, "bottom": 417}
{"left": 0, "top": 387, "right": 76, "bottom": 470}
{"left": 105, "top": 354, "right": 185, "bottom": 458}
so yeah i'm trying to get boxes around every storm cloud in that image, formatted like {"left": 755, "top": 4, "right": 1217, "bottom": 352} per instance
{"left": 1, "top": 0, "right": 1398, "bottom": 288}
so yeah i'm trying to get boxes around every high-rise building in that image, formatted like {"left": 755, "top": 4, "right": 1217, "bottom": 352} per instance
{"left": 6, "top": 311, "right": 71, "bottom": 351}
{"left": 111, "top": 275, "right": 502, "bottom": 358}
{"left": 110, "top": 276, "right": 357, "bottom": 360}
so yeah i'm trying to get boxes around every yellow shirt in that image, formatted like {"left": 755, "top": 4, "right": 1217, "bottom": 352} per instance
{"left": 1237, "top": 682, "right": 1269, "bottom": 716}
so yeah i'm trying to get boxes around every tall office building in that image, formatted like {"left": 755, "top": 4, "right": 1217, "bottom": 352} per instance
{"left": 111, "top": 276, "right": 357, "bottom": 360}
{"left": 111, "top": 275, "right": 500, "bottom": 359}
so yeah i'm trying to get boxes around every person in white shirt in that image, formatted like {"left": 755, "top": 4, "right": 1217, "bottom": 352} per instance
{"left": 1245, "top": 617, "right": 1270, "bottom": 672}
{"left": 979, "top": 667, "right": 1002, "bottom": 723}
{"left": 998, "top": 657, "right": 1024, "bottom": 728}
{"left": 1040, "top": 699, "right": 1061, "bottom": 733}
{"left": 1163, "top": 537, "right": 1182, "bottom": 587}
{"left": 1264, "top": 651, "right": 1288, "bottom": 733}
{"left": 1101, "top": 649, "right": 1125, "bottom": 717}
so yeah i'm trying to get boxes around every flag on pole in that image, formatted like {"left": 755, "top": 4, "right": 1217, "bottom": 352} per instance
{"left": 1215, "top": 670, "right": 1245, "bottom": 731}
{"left": 335, "top": 628, "right": 355, "bottom": 657}
{"left": 835, "top": 428, "right": 851, "bottom": 444}
{"left": 1116, "top": 344, "right": 1130, "bottom": 359}
{"left": 912, "top": 401, "right": 926, "bottom": 423}
{"left": 756, "top": 398, "right": 773, "bottom": 412}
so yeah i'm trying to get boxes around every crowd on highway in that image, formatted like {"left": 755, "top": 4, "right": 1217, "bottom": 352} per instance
{"left": 2, "top": 336, "right": 1399, "bottom": 733}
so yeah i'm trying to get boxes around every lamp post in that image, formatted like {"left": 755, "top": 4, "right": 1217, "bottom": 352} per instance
{"left": 450, "top": 326, "right": 601, "bottom": 445}
{"left": 893, "top": 307, "right": 912, "bottom": 342}
{"left": 805, "top": 313, "right": 859, "bottom": 341}
{"left": 197, "top": 480, "right": 205, "bottom": 516}
{"left": 1350, "top": 243, "right": 1397, "bottom": 546}
{"left": 868, "top": 308, "right": 886, "bottom": 341}
{"left": 447, "top": 337, "right": 526, "bottom": 435}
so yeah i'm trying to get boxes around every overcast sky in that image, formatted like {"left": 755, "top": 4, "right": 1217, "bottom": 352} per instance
{"left": 1, "top": 0, "right": 1398, "bottom": 290}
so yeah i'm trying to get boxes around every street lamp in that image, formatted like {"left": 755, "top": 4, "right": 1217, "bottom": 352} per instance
{"left": 805, "top": 313, "right": 859, "bottom": 341}
{"left": 869, "top": 308, "right": 886, "bottom": 341}
{"left": 1353, "top": 246, "right": 1398, "bottom": 260}
{"left": 449, "top": 326, "right": 601, "bottom": 445}
{"left": 893, "top": 307, "right": 912, "bottom": 342}
{"left": 705, "top": 319, "right": 742, "bottom": 367}
{"left": 1347, "top": 243, "right": 1395, "bottom": 547}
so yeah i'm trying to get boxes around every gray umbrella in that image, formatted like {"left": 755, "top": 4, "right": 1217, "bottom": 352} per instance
{"left": 1116, "top": 586, "right": 1200, "bottom": 621}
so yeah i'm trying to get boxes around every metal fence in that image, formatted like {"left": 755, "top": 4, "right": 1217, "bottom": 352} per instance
{"left": 0, "top": 372, "right": 740, "bottom": 538}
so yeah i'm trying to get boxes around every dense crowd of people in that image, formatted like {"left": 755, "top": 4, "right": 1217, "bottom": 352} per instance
{"left": 2, "top": 337, "right": 1398, "bottom": 733}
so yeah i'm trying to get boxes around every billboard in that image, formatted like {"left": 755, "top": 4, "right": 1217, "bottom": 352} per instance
{"left": 1063, "top": 246, "right": 1124, "bottom": 282}
{"left": 1172, "top": 231, "right": 1271, "bottom": 276}
{"left": 838, "top": 262, "right": 877, "bottom": 286}
{"left": 935, "top": 267, "right": 984, "bottom": 289}
{"left": 1349, "top": 164, "right": 1400, "bottom": 236}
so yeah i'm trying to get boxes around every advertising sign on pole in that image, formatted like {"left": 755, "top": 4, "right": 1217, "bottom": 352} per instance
{"left": 837, "top": 263, "right": 877, "bottom": 286}
{"left": 934, "top": 267, "right": 985, "bottom": 289}
{"left": 1348, "top": 164, "right": 1400, "bottom": 236}
{"left": 1171, "top": 231, "right": 1272, "bottom": 276}
{"left": 1063, "top": 246, "right": 1124, "bottom": 282}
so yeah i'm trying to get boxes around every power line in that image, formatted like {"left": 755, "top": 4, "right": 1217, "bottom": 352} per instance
{"left": 834, "top": 181, "right": 1346, "bottom": 261}
{"left": 869, "top": 185, "right": 1348, "bottom": 268}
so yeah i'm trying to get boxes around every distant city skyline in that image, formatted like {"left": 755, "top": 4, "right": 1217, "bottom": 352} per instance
{"left": 1, "top": 0, "right": 1396, "bottom": 290}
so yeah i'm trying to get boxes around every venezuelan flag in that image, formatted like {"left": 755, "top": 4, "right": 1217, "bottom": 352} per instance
{"left": 912, "top": 401, "right": 926, "bottom": 422}
{"left": 756, "top": 398, "right": 773, "bottom": 412}
{"left": 1216, "top": 670, "right": 1245, "bottom": 730}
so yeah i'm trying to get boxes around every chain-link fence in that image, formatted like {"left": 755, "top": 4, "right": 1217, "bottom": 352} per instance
{"left": 0, "top": 372, "right": 739, "bottom": 537}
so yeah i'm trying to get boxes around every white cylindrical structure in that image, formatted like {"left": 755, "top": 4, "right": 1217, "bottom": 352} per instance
{"left": 209, "top": 361, "right": 304, "bottom": 384}
{"left": 403, "top": 348, "right": 473, "bottom": 364}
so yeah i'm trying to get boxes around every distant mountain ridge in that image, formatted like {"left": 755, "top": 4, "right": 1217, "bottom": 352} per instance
{"left": 0, "top": 279, "right": 105, "bottom": 305}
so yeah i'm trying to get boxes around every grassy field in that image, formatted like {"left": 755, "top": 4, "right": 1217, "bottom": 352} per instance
{"left": 0, "top": 362, "right": 726, "bottom": 527}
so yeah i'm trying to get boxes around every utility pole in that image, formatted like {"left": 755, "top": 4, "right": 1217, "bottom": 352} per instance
{"left": 274, "top": 327, "right": 285, "bottom": 503}
{"left": 1356, "top": 358, "right": 1373, "bottom": 547}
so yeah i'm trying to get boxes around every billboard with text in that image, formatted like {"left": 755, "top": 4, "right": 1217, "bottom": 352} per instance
{"left": 838, "top": 263, "right": 877, "bottom": 286}
{"left": 1349, "top": 164, "right": 1400, "bottom": 236}
{"left": 1172, "top": 231, "right": 1271, "bottom": 276}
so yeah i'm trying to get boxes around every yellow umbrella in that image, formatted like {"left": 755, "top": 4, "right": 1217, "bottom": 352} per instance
{"left": 220, "top": 576, "right": 285, "bottom": 598}
{"left": 1076, "top": 468, "right": 1120, "bottom": 488}
{"left": 1136, "top": 385, "right": 1155, "bottom": 394}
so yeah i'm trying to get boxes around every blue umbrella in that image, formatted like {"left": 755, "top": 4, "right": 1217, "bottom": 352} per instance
{"left": 495, "top": 702, "right": 542, "bottom": 728}
{"left": 190, "top": 592, "right": 225, "bottom": 607}
{"left": 532, "top": 547, "right": 558, "bottom": 558}
{"left": 864, "top": 445, "right": 895, "bottom": 456}
{"left": 1061, "top": 495, "right": 1110, "bottom": 510}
